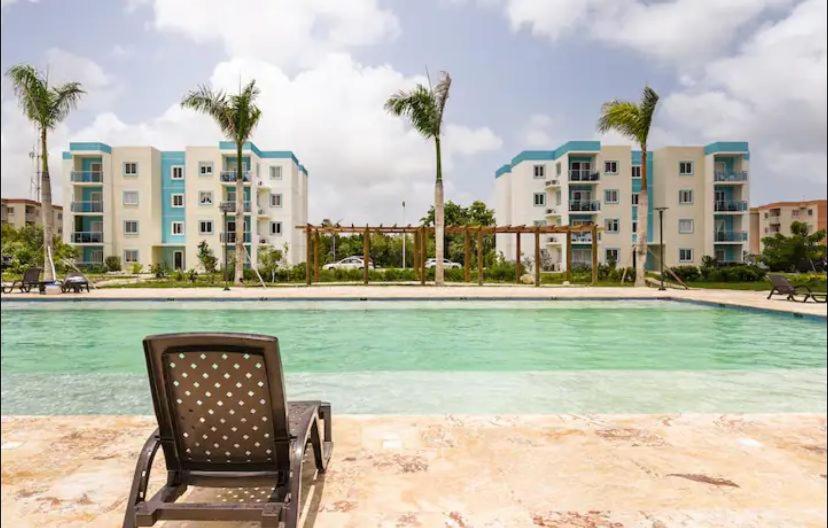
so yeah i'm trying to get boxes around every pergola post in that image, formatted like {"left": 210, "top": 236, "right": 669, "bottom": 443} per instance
{"left": 477, "top": 228, "right": 484, "bottom": 286}
{"left": 464, "top": 226, "right": 471, "bottom": 283}
{"left": 534, "top": 226, "right": 541, "bottom": 287}
{"left": 591, "top": 224, "right": 598, "bottom": 285}
{"left": 363, "top": 225, "right": 370, "bottom": 285}
{"left": 515, "top": 232, "right": 521, "bottom": 284}
{"left": 313, "top": 229, "right": 320, "bottom": 283}
{"left": 565, "top": 228, "right": 572, "bottom": 283}
{"left": 413, "top": 228, "right": 421, "bottom": 282}
{"left": 305, "top": 226, "right": 312, "bottom": 286}
{"left": 420, "top": 227, "right": 426, "bottom": 286}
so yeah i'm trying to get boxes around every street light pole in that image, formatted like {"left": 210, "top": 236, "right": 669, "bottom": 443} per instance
{"left": 401, "top": 200, "right": 406, "bottom": 269}
{"left": 655, "top": 207, "right": 668, "bottom": 291}
{"left": 220, "top": 202, "right": 234, "bottom": 291}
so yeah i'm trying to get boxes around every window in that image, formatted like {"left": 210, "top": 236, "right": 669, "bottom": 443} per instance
{"left": 171, "top": 165, "right": 184, "bottom": 180}
{"left": 171, "top": 193, "right": 184, "bottom": 208}
{"left": 123, "top": 162, "right": 138, "bottom": 176}
{"left": 679, "top": 161, "right": 694, "bottom": 175}
{"left": 199, "top": 220, "right": 213, "bottom": 235}
{"left": 808, "top": 208, "right": 814, "bottom": 216}
{"left": 199, "top": 191, "right": 213, "bottom": 206}
{"left": 604, "top": 161, "right": 618, "bottom": 174}
{"left": 556, "top": 162, "right": 561, "bottom": 176}
{"left": 270, "top": 193, "right": 282, "bottom": 207}
{"left": 679, "top": 190, "right": 694, "bottom": 204}
{"left": 678, "top": 219, "right": 695, "bottom": 234}
{"left": 632, "top": 221, "right": 638, "bottom": 233}
{"left": 631, "top": 193, "right": 640, "bottom": 206}
{"left": 679, "top": 248, "right": 693, "bottom": 263}
{"left": 124, "top": 220, "right": 139, "bottom": 235}
{"left": 270, "top": 221, "right": 282, "bottom": 235}
{"left": 171, "top": 221, "right": 184, "bottom": 235}
{"left": 791, "top": 209, "right": 801, "bottom": 217}
{"left": 533, "top": 192, "right": 546, "bottom": 206}
{"left": 269, "top": 166, "right": 282, "bottom": 180}
{"left": 199, "top": 161, "right": 213, "bottom": 176}
{"left": 124, "top": 249, "right": 139, "bottom": 263}
{"left": 123, "top": 191, "right": 139, "bottom": 206}
{"left": 605, "top": 218, "right": 620, "bottom": 233}
{"left": 604, "top": 189, "right": 619, "bottom": 204}
{"left": 533, "top": 165, "right": 545, "bottom": 178}
{"left": 605, "top": 248, "right": 619, "bottom": 263}
{"left": 632, "top": 165, "right": 641, "bottom": 178}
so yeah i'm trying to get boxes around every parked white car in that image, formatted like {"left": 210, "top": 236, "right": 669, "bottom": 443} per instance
{"left": 424, "top": 258, "right": 462, "bottom": 269}
{"left": 323, "top": 256, "right": 374, "bottom": 270}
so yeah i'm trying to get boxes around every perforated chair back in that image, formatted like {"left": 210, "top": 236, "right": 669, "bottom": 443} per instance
{"left": 22, "top": 267, "right": 42, "bottom": 284}
{"left": 143, "top": 333, "right": 291, "bottom": 473}
{"left": 768, "top": 274, "right": 795, "bottom": 293}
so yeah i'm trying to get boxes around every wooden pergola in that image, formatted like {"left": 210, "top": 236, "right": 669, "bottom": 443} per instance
{"left": 299, "top": 223, "right": 600, "bottom": 287}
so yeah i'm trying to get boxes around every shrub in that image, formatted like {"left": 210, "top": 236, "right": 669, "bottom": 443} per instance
{"left": 104, "top": 255, "right": 121, "bottom": 272}
{"left": 151, "top": 263, "right": 168, "bottom": 279}
{"left": 130, "top": 262, "right": 143, "bottom": 274}
{"left": 187, "top": 269, "right": 198, "bottom": 283}
{"left": 670, "top": 265, "right": 701, "bottom": 282}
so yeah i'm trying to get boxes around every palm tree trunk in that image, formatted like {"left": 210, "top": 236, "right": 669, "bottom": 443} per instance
{"left": 40, "top": 128, "right": 55, "bottom": 282}
{"left": 434, "top": 136, "right": 445, "bottom": 286}
{"left": 234, "top": 143, "right": 245, "bottom": 286}
{"left": 635, "top": 147, "right": 649, "bottom": 287}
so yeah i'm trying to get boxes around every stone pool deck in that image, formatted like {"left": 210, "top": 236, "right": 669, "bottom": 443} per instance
{"left": 2, "top": 285, "right": 826, "bottom": 318}
{"left": 1, "top": 414, "right": 826, "bottom": 527}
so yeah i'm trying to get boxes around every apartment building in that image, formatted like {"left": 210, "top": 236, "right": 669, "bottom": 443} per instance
{"left": 749, "top": 199, "right": 827, "bottom": 254}
{"left": 494, "top": 141, "right": 750, "bottom": 271}
{"left": 62, "top": 141, "right": 308, "bottom": 270}
{"left": 1, "top": 198, "right": 63, "bottom": 236}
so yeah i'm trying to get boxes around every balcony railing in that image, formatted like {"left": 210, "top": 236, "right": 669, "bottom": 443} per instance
{"left": 714, "top": 200, "right": 748, "bottom": 212}
{"left": 219, "top": 201, "right": 252, "bottom": 213}
{"left": 569, "top": 200, "right": 601, "bottom": 212}
{"left": 70, "top": 201, "right": 104, "bottom": 213}
{"left": 545, "top": 206, "right": 561, "bottom": 216}
{"left": 221, "top": 232, "right": 252, "bottom": 243}
{"left": 71, "top": 231, "right": 103, "bottom": 243}
{"left": 70, "top": 171, "right": 103, "bottom": 183}
{"left": 714, "top": 171, "right": 748, "bottom": 182}
{"left": 545, "top": 179, "right": 561, "bottom": 187}
{"left": 715, "top": 231, "right": 748, "bottom": 242}
{"left": 219, "top": 171, "right": 251, "bottom": 183}
{"left": 568, "top": 169, "right": 600, "bottom": 182}
{"left": 571, "top": 233, "right": 593, "bottom": 244}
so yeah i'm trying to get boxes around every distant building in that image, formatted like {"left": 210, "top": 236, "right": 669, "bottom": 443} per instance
{"left": 749, "top": 200, "right": 827, "bottom": 254}
{"left": 494, "top": 141, "right": 750, "bottom": 270}
{"left": 62, "top": 141, "right": 308, "bottom": 269}
{"left": 1, "top": 198, "right": 63, "bottom": 236}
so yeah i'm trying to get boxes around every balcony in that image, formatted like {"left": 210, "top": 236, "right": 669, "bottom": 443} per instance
{"left": 70, "top": 171, "right": 103, "bottom": 183}
{"left": 569, "top": 200, "right": 601, "bottom": 212}
{"left": 568, "top": 169, "right": 600, "bottom": 182}
{"left": 221, "top": 232, "right": 252, "bottom": 244}
{"left": 219, "top": 201, "right": 252, "bottom": 213}
{"left": 219, "top": 171, "right": 251, "bottom": 183}
{"left": 714, "top": 200, "right": 748, "bottom": 213}
{"left": 545, "top": 179, "right": 561, "bottom": 188}
{"left": 714, "top": 171, "right": 748, "bottom": 182}
{"left": 545, "top": 205, "right": 562, "bottom": 216}
{"left": 70, "top": 201, "right": 104, "bottom": 213}
{"left": 571, "top": 233, "right": 593, "bottom": 244}
{"left": 71, "top": 231, "right": 103, "bottom": 244}
{"left": 715, "top": 231, "right": 748, "bottom": 243}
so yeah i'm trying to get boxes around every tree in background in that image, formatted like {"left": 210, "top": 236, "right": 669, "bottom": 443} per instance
{"left": 761, "top": 221, "right": 827, "bottom": 272}
{"left": 196, "top": 241, "right": 218, "bottom": 276}
{"left": 6, "top": 64, "right": 84, "bottom": 282}
{"left": 421, "top": 200, "right": 497, "bottom": 265}
{"left": 258, "top": 244, "right": 285, "bottom": 283}
{"left": 597, "top": 86, "right": 659, "bottom": 287}
{"left": 1, "top": 223, "right": 78, "bottom": 274}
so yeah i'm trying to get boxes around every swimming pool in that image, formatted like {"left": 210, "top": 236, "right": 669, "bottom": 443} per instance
{"left": 1, "top": 300, "right": 825, "bottom": 414}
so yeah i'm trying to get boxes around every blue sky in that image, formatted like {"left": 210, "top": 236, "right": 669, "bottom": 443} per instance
{"left": 2, "top": 0, "right": 825, "bottom": 222}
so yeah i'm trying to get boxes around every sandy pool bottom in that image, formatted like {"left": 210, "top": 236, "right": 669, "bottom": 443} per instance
{"left": 1, "top": 413, "right": 826, "bottom": 528}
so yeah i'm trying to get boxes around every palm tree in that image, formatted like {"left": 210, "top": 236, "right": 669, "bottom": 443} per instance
{"left": 181, "top": 80, "right": 261, "bottom": 285}
{"left": 385, "top": 71, "right": 452, "bottom": 285}
{"left": 6, "top": 64, "right": 84, "bottom": 282}
{"left": 597, "top": 86, "right": 659, "bottom": 287}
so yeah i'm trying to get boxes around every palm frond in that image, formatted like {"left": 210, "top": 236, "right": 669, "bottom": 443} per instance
{"left": 636, "top": 85, "right": 660, "bottom": 144}
{"left": 432, "top": 71, "right": 452, "bottom": 135}
{"left": 49, "top": 82, "right": 85, "bottom": 127}
{"left": 597, "top": 100, "right": 642, "bottom": 140}
{"left": 6, "top": 64, "right": 50, "bottom": 125}
{"left": 384, "top": 85, "right": 439, "bottom": 138}
{"left": 181, "top": 85, "right": 235, "bottom": 135}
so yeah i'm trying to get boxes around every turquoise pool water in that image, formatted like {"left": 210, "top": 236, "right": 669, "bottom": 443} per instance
{"left": 1, "top": 300, "right": 825, "bottom": 414}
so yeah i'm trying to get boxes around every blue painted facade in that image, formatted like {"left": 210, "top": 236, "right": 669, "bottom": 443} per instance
{"left": 218, "top": 141, "right": 308, "bottom": 174}
{"left": 631, "top": 150, "right": 655, "bottom": 244}
{"left": 69, "top": 142, "right": 112, "bottom": 153}
{"left": 704, "top": 141, "right": 749, "bottom": 156}
{"left": 161, "top": 151, "right": 186, "bottom": 244}
{"left": 495, "top": 141, "right": 601, "bottom": 178}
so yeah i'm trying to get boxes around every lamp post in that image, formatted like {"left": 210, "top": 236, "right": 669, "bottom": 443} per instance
{"left": 220, "top": 202, "right": 234, "bottom": 291}
{"left": 401, "top": 200, "right": 406, "bottom": 269}
{"left": 655, "top": 206, "right": 668, "bottom": 291}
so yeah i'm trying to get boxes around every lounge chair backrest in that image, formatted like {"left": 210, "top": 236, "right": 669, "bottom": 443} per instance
{"left": 65, "top": 271, "right": 85, "bottom": 281}
{"left": 143, "top": 333, "right": 291, "bottom": 473}
{"left": 23, "top": 267, "right": 42, "bottom": 284}
{"left": 768, "top": 274, "right": 795, "bottom": 293}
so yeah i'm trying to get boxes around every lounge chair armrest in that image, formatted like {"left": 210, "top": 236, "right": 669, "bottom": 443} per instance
{"left": 129, "top": 429, "right": 162, "bottom": 505}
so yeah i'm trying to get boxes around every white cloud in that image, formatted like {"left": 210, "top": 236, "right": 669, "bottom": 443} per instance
{"left": 141, "top": 0, "right": 399, "bottom": 68}
{"left": 67, "top": 54, "right": 502, "bottom": 222}
{"left": 521, "top": 113, "right": 558, "bottom": 147}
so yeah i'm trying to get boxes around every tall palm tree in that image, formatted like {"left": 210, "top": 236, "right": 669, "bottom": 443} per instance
{"left": 181, "top": 80, "right": 262, "bottom": 285}
{"left": 385, "top": 71, "right": 452, "bottom": 285}
{"left": 597, "top": 86, "right": 659, "bottom": 287}
{"left": 6, "top": 64, "right": 84, "bottom": 282}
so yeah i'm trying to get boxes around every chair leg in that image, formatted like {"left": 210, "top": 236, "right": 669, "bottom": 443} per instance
{"left": 767, "top": 288, "right": 776, "bottom": 300}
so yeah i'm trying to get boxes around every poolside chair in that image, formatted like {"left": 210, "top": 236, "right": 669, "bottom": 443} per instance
{"left": 766, "top": 274, "right": 825, "bottom": 303}
{"left": 123, "top": 333, "right": 333, "bottom": 528}
{"left": 4, "top": 267, "right": 43, "bottom": 293}
{"left": 60, "top": 271, "right": 90, "bottom": 293}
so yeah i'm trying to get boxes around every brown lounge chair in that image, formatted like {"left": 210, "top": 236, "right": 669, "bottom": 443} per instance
{"left": 3, "top": 267, "right": 43, "bottom": 293}
{"left": 123, "top": 333, "right": 333, "bottom": 528}
{"left": 767, "top": 274, "right": 826, "bottom": 303}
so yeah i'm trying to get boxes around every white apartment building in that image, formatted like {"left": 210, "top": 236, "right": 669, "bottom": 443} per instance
{"left": 62, "top": 141, "right": 308, "bottom": 270}
{"left": 494, "top": 141, "right": 750, "bottom": 271}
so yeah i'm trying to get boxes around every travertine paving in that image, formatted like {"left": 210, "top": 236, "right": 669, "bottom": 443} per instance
{"left": 2, "top": 414, "right": 826, "bottom": 527}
